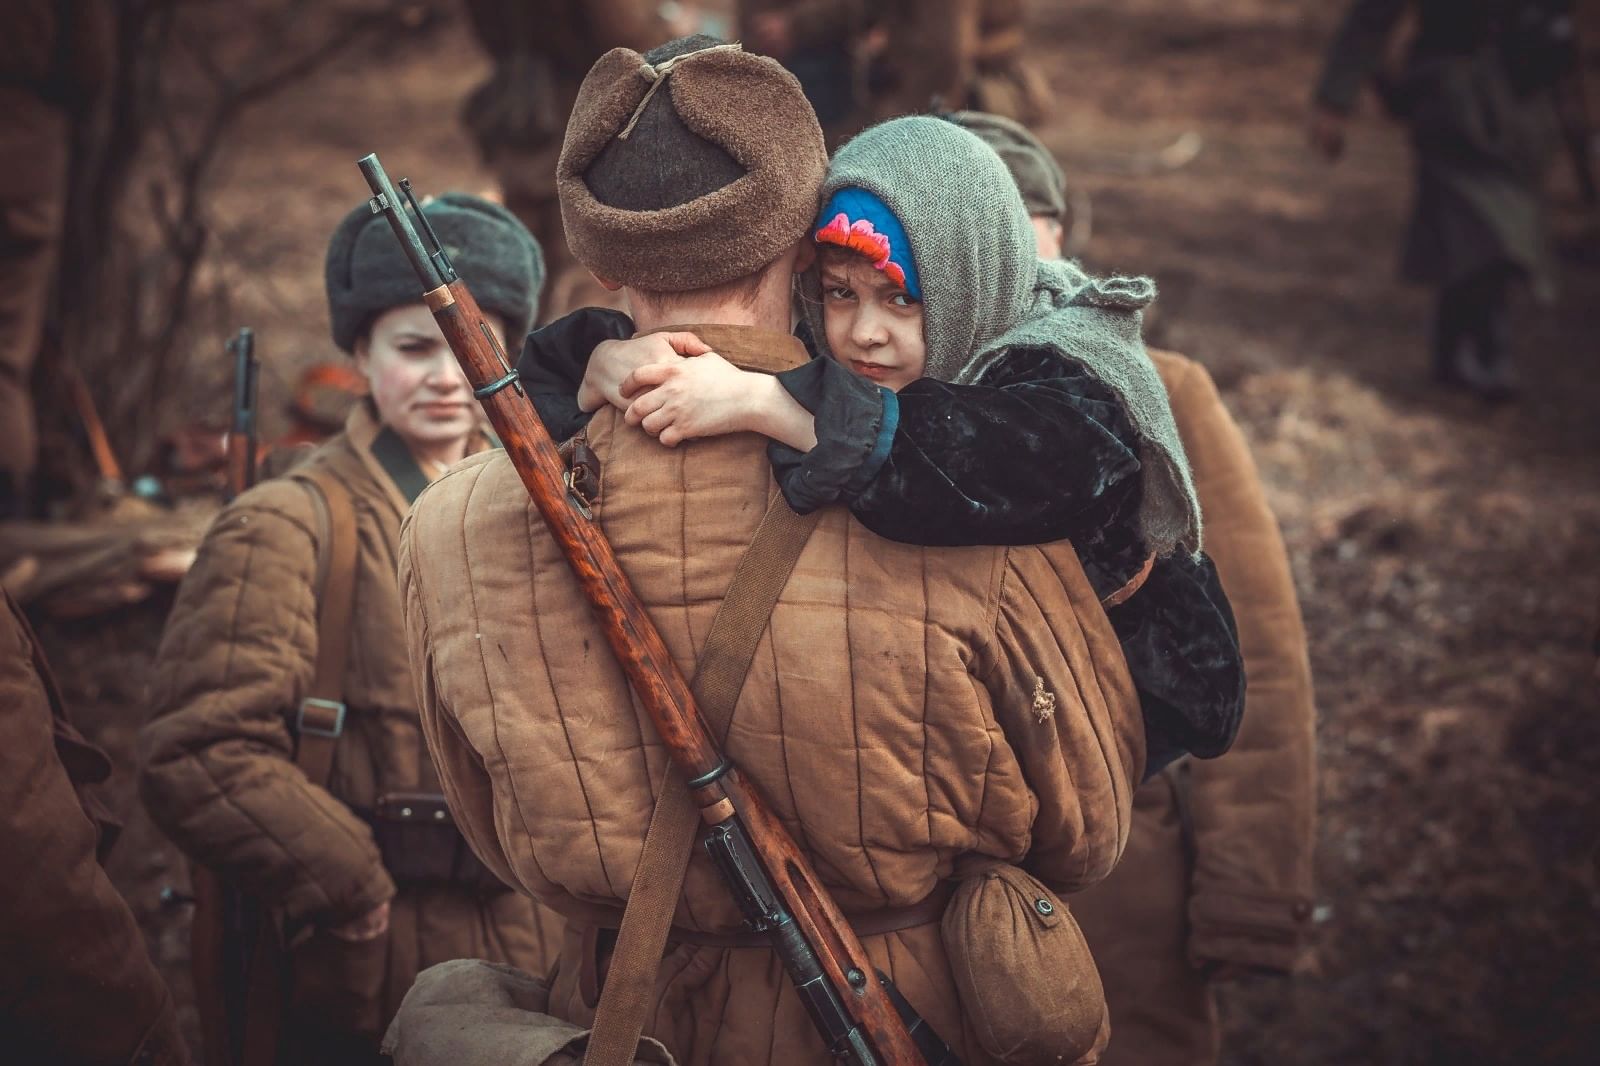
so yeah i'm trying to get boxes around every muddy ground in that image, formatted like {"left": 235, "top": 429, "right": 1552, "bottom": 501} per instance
{"left": 33, "top": 2, "right": 1600, "bottom": 1064}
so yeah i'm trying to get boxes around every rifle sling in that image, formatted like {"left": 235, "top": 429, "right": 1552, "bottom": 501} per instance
{"left": 583, "top": 492, "right": 822, "bottom": 1066}
{"left": 293, "top": 468, "right": 359, "bottom": 790}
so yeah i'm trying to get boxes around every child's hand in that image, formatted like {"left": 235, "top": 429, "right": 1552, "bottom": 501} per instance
{"left": 621, "top": 352, "right": 759, "bottom": 447}
{"left": 577, "top": 331, "right": 713, "bottom": 413}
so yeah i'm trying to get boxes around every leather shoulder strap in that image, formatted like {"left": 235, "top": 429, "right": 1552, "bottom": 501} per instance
{"left": 584, "top": 494, "right": 822, "bottom": 1066}
{"left": 291, "top": 468, "right": 359, "bottom": 790}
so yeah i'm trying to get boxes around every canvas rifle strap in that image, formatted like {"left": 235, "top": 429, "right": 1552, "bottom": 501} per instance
{"left": 293, "top": 468, "right": 359, "bottom": 790}
{"left": 583, "top": 492, "right": 823, "bottom": 1066}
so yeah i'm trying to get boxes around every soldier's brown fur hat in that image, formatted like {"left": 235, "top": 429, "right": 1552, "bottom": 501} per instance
{"left": 557, "top": 35, "right": 827, "bottom": 293}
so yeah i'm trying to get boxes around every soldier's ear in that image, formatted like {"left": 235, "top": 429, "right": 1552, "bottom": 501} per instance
{"left": 589, "top": 271, "right": 624, "bottom": 292}
{"left": 793, "top": 241, "right": 816, "bottom": 273}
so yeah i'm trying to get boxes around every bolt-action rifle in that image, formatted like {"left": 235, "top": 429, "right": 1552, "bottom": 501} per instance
{"left": 187, "top": 324, "right": 284, "bottom": 1066}
{"left": 225, "top": 327, "right": 260, "bottom": 500}
{"left": 357, "top": 153, "right": 957, "bottom": 1066}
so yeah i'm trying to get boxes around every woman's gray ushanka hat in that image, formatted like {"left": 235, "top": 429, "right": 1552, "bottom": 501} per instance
{"left": 324, "top": 191, "right": 544, "bottom": 352}
{"left": 807, "top": 116, "right": 1204, "bottom": 555}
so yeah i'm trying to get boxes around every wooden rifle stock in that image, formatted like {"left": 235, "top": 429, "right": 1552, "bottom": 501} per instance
{"left": 358, "top": 155, "right": 928, "bottom": 1065}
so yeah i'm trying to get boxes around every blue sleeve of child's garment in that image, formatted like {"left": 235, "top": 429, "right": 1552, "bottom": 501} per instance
{"left": 767, "top": 357, "right": 896, "bottom": 513}
{"left": 515, "top": 306, "right": 635, "bottom": 441}
{"left": 847, "top": 347, "right": 1144, "bottom": 547}
{"left": 864, "top": 388, "right": 899, "bottom": 478}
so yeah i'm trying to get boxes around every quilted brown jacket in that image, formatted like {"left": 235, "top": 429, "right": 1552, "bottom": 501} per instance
{"left": 0, "top": 591, "right": 188, "bottom": 1065}
{"left": 138, "top": 404, "right": 562, "bottom": 1045}
{"left": 399, "top": 325, "right": 1145, "bottom": 1065}
{"left": 1073, "top": 351, "right": 1318, "bottom": 1065}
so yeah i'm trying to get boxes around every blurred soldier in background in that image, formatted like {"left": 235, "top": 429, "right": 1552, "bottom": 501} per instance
{"left": 1311, "top": 0, "right": 1569, "bottom": 401}
{"left": 459, "top": 0, "right": 689, "bottom": 318}
{"left": 742, "top": 0, "right": 868, "bottom": 146}
{"left": 0, "top": 1, "right": 113, "bottom": 520}
{"left": 745, "top": 0, "right": 1051, "bottom": 145}
{"left": 957, "top": 0, "right": 1054, "bottom": 126}
{"left": 950, "top": 111, "right": 1320, "bottom": 1066}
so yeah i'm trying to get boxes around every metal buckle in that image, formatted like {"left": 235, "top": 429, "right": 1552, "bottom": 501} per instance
{"left": 297, "top": 698, "right": 346, "bottom": 739}
{"left": 563, "top": 467, "right": 594, "bottom": 520}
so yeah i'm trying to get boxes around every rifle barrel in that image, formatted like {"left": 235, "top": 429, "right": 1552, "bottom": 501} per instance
{"left": 358, "top": 154, "right": 448, "bottom": 288}
{"left": 226, "top": 327, "right": 259, "bottom": 499}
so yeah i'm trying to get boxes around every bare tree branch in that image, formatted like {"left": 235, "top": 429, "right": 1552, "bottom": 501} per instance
{"left": 42, "top": 0, "right": 431, "bottom": 480}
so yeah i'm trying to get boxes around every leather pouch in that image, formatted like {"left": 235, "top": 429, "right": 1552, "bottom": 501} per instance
{"left": 371, "top": 791, "right": 509, "bottom": 893}
{"left": 941, "top": 863, "right": 1107, "bottom": 1064}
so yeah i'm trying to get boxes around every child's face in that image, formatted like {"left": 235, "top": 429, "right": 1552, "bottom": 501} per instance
{"left": 819, "top": 253, "right": 927, "bottom": 393}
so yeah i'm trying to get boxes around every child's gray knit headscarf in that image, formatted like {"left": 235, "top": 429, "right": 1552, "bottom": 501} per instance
{"left": 805, "top": 116, "right": 1202, "bottom": 555}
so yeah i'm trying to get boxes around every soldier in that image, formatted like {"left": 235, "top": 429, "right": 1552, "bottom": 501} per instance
{"left": 138, "top": 194, "right": 562, "bottom": 1066}
{"left": 961, "top": 0, "right": 1054, "bottom": 125}
{"left": 459, "top": 0, "right": 683, "bottom": 318}
{"left": 0, "top": 1, "right": 112, "bottom": 519}
{"left": 745, "top": 0, "right": 1050, "bottom": 141}
{"left": 1311, "top": 0, "right": 1565, "bottom": 401}
{"left": 950, "top": 111, "right": 1319, "bottom": 1066}
{"left": 742, "top": 0, "right": 872, "bottom": 146}
{"left": 395, "top": 37, "right": 1147, "bottom": 1065}
{"left": 0, "top": 588, "right": 190, "bottom": 1065}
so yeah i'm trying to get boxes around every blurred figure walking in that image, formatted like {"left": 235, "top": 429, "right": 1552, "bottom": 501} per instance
{"left": 1311, "top": 0, "right": 1569, "bottom": 401}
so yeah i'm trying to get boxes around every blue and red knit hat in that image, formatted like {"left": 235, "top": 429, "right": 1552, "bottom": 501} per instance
{"left": 813, "top": 187, "right": 921, "bottom": 300}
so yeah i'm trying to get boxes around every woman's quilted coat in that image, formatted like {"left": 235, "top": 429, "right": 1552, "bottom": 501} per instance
{"left": 139, "top": 405, "right": 563, "bottom": 1047}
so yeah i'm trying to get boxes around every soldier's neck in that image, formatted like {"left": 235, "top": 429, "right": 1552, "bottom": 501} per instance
{"left": 631, "top": 302, "right": 787, "bottom": 335}
{"left": 626, "top": 266, "right": 797, "bottom": 337}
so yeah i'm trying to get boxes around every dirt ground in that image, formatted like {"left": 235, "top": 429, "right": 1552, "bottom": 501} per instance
{"left": 32, "top": 2, "right": 1600, "bottom": 1064}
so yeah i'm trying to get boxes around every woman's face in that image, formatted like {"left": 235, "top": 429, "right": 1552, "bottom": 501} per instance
{"left": 353, "top": 303, "right": 502, "bottom": 452}
{"left": 819, "top": 253, "right": 927, "bottom": 393}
